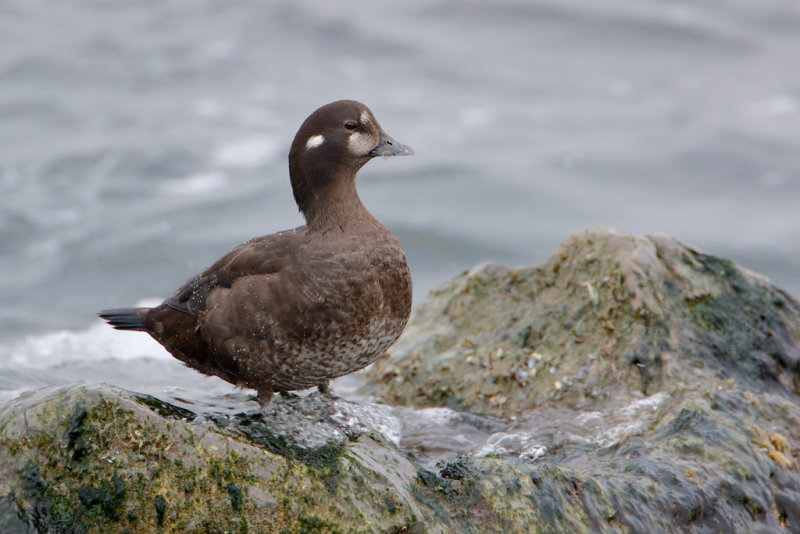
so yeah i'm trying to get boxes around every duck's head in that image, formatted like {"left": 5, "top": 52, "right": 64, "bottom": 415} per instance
{"left": 289, "top": 100, "right": 413, "bottom": 218}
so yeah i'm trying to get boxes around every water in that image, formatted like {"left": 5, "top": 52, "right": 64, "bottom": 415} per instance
{"left": 1, "top": 0, "right": 799, "bottom": 455}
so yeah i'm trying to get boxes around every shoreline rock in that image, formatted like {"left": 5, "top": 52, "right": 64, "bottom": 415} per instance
{"left": 364, "top": 229, "right": 800, "bottom": 417}
{"left": 2, "top": 229, "right": 800, "bottom": 533}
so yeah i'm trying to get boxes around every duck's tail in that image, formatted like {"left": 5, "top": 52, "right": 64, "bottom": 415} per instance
{"left": 98, "top": 308, "right": 149, "bottom": 331}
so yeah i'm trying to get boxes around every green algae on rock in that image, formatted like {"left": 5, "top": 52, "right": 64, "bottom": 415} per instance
{"left": 361, "top": 228, "right": 800, "bottom": 531}
{"left": 2, "top": 229, "right": 800, "bottom": 533}
{"left": 0, "top": 381, "right": 677, "bottom": 534}
{"left": 0, "top": 383, "right": 432, "bottom": 533}
{"left": 364, "top": 229, "right": 800, "bottom": 417}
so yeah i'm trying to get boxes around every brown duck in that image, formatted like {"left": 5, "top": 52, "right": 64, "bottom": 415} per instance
{"left": 99, "top": 100, "right": 414, "bottom": 405}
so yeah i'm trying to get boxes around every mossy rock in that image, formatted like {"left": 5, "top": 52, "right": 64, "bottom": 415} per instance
{"left": 363, "top": 229, "right": 800, "bottom": 417}
{"left": 0, "top": 383, "right": 431, "bottom": 533}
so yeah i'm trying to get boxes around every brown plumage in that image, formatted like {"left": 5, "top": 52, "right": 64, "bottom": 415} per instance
{"left": 99, "top": 100, "right": 414, "bottom": 405}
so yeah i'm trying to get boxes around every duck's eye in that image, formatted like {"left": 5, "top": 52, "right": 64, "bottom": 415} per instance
{"left": 344, "top": 121, "right": 358, "bottom": 130}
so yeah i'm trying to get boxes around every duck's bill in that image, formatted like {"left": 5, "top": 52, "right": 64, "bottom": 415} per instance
{"left": 368, "top": 131, "right": 414, "bottom": 157}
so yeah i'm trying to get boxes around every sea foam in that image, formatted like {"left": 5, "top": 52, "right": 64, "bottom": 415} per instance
{"left": 0, "top": 299, "right": 169, "bottom": 371}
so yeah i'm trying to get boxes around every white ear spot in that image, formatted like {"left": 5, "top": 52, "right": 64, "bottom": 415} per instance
{"left": 348, "top": 132, "right": 374, "bottom": 155}
{"left": 306, "top": 135, "right": 325, "bottom": 150}
{"left": 360, "top": 111, "right": 370, "bottom": 125}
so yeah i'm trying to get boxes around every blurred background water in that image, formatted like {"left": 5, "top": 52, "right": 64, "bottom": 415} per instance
{"left": 1, "top": 0, "right": 799, "bottom": 422}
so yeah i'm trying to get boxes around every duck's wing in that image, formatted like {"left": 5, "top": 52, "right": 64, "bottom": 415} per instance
{"left": 164, "top": 227, "right": 307, "bottom": 316}
{"left": 193, "top": 239, "right": 362, "bottom": 389}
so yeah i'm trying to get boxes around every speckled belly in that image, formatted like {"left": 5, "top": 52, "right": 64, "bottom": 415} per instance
{"left": 266, "top": 316, "right": 406, "bottom": 391}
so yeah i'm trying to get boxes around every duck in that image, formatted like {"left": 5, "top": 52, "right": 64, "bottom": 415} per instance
{"left": 99, "top": 100, "right": 414, "bottom": 405}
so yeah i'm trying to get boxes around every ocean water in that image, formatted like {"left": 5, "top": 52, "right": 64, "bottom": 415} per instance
{"left": 1, "top": 0, "right": 799, "bottom": 453}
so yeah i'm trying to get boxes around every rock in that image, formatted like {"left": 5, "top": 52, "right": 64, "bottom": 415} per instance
{"left": 363, "top": 228, "right": 800, "bottom": 531}
{"left": 1, "top": 228, "right": 799, "bottom": 533}
{"left": 364, "top": 229, "right": 800, "bottom": 416}
{"left": 0, "top": 382, "right": 442, "bottom": 533}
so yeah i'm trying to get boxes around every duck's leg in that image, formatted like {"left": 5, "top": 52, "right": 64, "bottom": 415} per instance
{"left": 257, "top": 387, "right": 273, "bottom": 408}
{"left": 317, "top": 381, "right": 331, "bottom": 394}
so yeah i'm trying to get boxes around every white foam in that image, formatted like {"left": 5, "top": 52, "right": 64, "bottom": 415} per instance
{"left": 476, "top": 430, "right": 546, "bottom": 462}
{"left": 409, "top": 406, "right": 461, "bottom": 425}
{"left": 0, "top": 389, "right": 30, "bottom": 404}
{"left": 0, "top": 299, "right": 170, "bottom": 370}
{"left": 598, "top": 392, "right": 670, "bottom": 446}
{"left": 213, "top": 135, "right": 280, "bottom": 168}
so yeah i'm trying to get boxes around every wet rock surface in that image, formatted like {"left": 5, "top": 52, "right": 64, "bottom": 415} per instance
{"left": 2, "top": 229, "right": 800, "bottom": 533}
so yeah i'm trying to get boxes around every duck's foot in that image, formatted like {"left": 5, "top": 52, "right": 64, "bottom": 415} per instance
{"left": 317, "top": 381, "right": 331, "bottom": 394}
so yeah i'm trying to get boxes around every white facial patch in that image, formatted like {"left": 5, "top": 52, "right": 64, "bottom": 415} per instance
{"left": 348, "top": 132, "right": 375, "bottom": 156}
{"left": 305, "top": 135, "right": 325, "bottom": 150}
{"left": 360, "top": 110, "right": 370, "bottom": 125}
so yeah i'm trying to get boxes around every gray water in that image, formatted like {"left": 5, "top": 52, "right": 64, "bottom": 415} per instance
{"left": 1, "top": 0, "right": 799, "bottom": 456}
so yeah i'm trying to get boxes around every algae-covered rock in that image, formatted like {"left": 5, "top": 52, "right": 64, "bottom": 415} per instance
{"left": 2, "top": 229, "right": 800, "bottom": 533}
{"left": 362, "top": 228, "right": 800, "bottom": 531}
{"left": 365, "top": 229, "right": 800, "bottom": 417}
{"left": 0, "top": 383, "right": 444, "bottom": 533}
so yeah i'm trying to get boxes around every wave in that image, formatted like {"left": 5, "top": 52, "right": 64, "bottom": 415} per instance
{"left": 0, "top": 299, "right": 169, "bottom": 371}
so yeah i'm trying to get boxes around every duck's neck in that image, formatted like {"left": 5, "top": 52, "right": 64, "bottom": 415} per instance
{"left": 300, "top": 175, "right": 376, "bottom": 232}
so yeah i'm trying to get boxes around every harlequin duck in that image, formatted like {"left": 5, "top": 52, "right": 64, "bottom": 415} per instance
{"left": 100, "top": 100, "right": 414, "bottom": 405}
